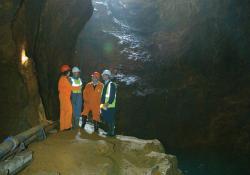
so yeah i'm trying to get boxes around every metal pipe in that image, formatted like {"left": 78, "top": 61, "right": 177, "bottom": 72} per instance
{"left": 0, "top": 150, "right": 33, "bottom": 175}
{"left": 0, "top": 121, "right": 58, "bottom": 161}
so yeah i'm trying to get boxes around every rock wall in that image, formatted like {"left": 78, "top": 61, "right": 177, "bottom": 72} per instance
{"left": 34, "top": 0, "right": 93, "bottom": 120}
{"left": 0, "top": 0, "right": 93, "bottom": 139}
{"left": 0, "top": 0, "right": 45, "bottom": 139}
{"left": 148, "top": 0, "right": 250, "bottom": 154}
{"left": 75, "top": 0, "right": 250, "bottom": 155}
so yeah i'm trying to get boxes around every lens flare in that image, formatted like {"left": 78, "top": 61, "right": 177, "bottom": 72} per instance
{"left": 103, "top": 42, "right": 113, "bottom": 54}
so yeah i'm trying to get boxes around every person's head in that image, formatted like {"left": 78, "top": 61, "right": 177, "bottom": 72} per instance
{"left": 91, "top": 72, "right": 100, "bottom": 84}
{"left": 72, "top": 67, "right": 81, "bottom": 78}
{"left": 102, "top": 69, "right": 112, "bottom": 81}
{"left": 60, "top": 64, "right": 71, "bottom": 77}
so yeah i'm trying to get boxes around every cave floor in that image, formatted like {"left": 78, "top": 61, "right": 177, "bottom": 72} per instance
{"left": 20, "top": 130, "right": 119, "bottom": 175}
{"left": 19, "top": 129, "right": 172, "bottom": 175}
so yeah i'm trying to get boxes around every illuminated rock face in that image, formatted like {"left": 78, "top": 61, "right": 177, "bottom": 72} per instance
{"left": 0, "top": 0, "right": 93, "bottom": 139}
{"left": 75, "top": 0, "right": 250, "bottom": 154}
{"left": 0, "top": 0, "right": 45, "bottom": 139}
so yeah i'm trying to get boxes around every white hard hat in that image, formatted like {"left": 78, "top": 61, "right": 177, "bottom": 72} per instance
{"left": 72, "top": 66, "right": 81, "bottom": 73}
{"left": 102, "top": 69, "right": 112, "bottom": 76}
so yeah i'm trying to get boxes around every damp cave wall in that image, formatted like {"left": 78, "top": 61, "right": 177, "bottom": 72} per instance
{"left": 75, "top": 0, "right": 250, "bottom": 154}
{"left": 0, "top": 0, "right": 93, "bottom": 139}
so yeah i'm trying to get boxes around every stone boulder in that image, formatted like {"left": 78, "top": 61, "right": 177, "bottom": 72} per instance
{"left": 20, "top": 130, "right": 182, "bottom": 175}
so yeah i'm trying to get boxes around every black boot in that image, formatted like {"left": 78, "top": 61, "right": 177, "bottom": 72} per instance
{"left": 81, "top": 116, "right": 87, "bottom": 128}
{"left": 94, "top": 121, "right": 99, "bottom": 133}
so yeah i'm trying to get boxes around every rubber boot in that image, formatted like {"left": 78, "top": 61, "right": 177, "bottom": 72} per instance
{"left": 94, "top": 121, "right": 99, "bottom": 133}
{"left": 81, "top": 116, "right": 87, "bottom": 128}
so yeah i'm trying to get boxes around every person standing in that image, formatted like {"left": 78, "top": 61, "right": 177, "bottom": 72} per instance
{"left": 81, "top": 72, "right": 103, "bottom": 133}
{"left": 58, "top": 65, "right": 73, "bottom": 131}
{"left": 70, "top": 66, "right": 83, "bottom": 129}
{"left": 100, "top": 69, "right": 117, "bottom": 136}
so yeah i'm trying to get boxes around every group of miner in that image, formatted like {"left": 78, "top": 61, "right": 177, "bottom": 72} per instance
{"left": 58, "top": 65, "right": 117, "bottom": 137}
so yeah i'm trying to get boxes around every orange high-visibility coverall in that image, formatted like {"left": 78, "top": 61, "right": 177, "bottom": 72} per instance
{"left": 58, "top": 76, "right": 72, "bottom": 131}
{"left": 82, "top": 81, "right": 103, "bottom": 122}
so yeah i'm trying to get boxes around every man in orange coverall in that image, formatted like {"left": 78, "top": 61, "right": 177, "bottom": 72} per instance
{"left": 81, "top": 72, "right": 103, "bottom": 133}
{"left": 58, "top": 64, "right": 73, "bottom": 131}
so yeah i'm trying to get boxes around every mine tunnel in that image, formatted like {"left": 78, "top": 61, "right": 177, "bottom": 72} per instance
{"left": 0, "top": 0, "right": 250, "bottom": 174}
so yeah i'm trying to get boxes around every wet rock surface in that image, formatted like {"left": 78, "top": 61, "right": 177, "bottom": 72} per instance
{"left": 0, "top": 0, "right": 93, "bottom": 140}
{"left": 20, "top": 130, "right": 182, "bottom": 175}
{"left": 75, "top": 0, "right": 250, "bottom": 155}
{"left": 34, "top": 0, "right": 93, "bottom": 120}
{"left": 0, "top": 0, "right": 46, "bottom": 139}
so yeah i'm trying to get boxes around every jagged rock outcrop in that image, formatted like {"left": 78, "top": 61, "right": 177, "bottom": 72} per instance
{"left": 0, "top": 0, "right": 93, "bottom": 140}
{"left": 20, "top": 131, "right": 182, "bottom": 175}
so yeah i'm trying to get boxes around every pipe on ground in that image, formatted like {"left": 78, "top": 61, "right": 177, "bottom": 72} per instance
{"left": 0, "top": 150, "right": 33, "bottom": 175}
{"left": 0, "top": 121, "right": 58, "bottom": 161}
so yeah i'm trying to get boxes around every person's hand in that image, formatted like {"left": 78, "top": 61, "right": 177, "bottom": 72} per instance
{"left": 100, "top": 103, "right": 108, "bottom": 110}
{"left": 104, "top": 103, "right": 109, "bottom": 109}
